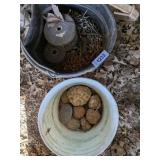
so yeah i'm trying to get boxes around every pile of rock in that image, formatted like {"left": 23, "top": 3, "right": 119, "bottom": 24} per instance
{"left": 59, "top": 85, "right": 103, "bottom": 131}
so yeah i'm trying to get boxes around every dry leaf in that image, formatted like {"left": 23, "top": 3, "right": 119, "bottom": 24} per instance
{"left": 113, "top": 56, "right": 127, "bottom": 65}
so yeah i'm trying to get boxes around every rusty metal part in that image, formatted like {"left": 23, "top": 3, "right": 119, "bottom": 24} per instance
{"left": 44, "top": 14, "right": 77, "bottom": 47}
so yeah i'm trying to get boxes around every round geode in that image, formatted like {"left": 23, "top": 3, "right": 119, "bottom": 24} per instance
{"left": 73, "top": 106, "right": 86, "bottom": 119}
{"left": 80, "top": 117, "right": 91, "bottom": 131}
{"left": 86, "top": 109, "right": 101, "bottom": 125}
{"left": 67, "top": 85, "right": 91, "bottom": 106}
{"left": 66, "top": 118, "right": 80, "bottom": 130}
{"left": 88, "top": 95, "right": 101, "bottom": 109}
{"left": 59, "top": 103, "right": 72, "bottom": 124}
{"left": 60, "top": 91, "right": 69, "bottom": 104}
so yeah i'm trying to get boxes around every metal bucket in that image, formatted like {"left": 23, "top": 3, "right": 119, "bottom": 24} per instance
{"left": 21, "top": 4, "right": 117, "bottom": 78}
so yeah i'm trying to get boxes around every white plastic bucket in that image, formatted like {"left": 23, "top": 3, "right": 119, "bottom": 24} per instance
{"left": 38, "top": 78, "right": 119, "bottom": 155}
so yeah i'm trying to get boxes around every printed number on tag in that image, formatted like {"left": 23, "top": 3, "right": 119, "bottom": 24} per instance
{"left": 92, "top": 50, "right": 109, "bottom": 67}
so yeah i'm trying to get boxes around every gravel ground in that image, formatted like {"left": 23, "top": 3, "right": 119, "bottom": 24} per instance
{"left": 20, "top": 18, "right": 140, "bottom": 156}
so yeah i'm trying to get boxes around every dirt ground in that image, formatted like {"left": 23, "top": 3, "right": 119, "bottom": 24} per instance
{"left": 20, "top": 18, "right": 140, "bottom": 156}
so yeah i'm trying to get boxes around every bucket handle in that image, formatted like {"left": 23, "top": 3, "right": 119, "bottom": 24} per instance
{"left": 48, "top": 71, "right": 57, "bottom": 78}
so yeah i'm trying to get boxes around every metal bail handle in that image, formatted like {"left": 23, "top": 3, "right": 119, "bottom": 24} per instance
{"left": 48, "top": 71, "right": 57, "bottom": 78}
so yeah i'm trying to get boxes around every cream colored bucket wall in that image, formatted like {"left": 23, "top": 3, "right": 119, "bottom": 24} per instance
{"left": 38, "top": 78, "right": 119, "bottom": 155}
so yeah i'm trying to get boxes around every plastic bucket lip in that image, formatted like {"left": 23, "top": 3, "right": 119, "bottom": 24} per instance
{"left": 38, "top": 78, "right": 119, "bottom": 155}
{"left": 21, "top": 4, "right": 117, "bottom": 78}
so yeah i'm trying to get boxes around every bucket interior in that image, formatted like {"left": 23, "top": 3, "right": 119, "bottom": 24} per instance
{"left": 38, "top": 79, "right": 119, "bottom": 155}
{"left": 24, "top": 4, "right": 113, "bottom": 74}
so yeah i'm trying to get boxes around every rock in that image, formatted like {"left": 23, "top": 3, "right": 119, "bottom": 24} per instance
{"left": 88, "top": 95, "right": 101, "bottom": 109}
{"left": 60, "top": 91, "right": 69, "bottom": 104}
{"left": 80, "top": 118, "right": 91, "bottom": 131}
{"left": 59, "top": 103, "right": 72, "bottom": 124}
{"left": 67, "top": 85, "right": 91, "bottom": 106}
{"left": 73, "top": 106, "right": 86, "bottom": 119}
{"left": 86, "top": 109, "right": 101, "bottom": 125}
{"left": 66, "top": 118, "right": 80, "bottom": 130}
